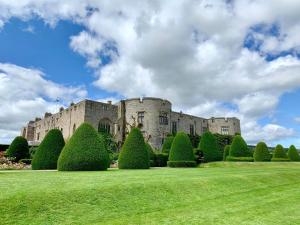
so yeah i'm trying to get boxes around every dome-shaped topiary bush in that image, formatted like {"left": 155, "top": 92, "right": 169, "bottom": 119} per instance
{"left": 287, "top": 145, "right": 300, "bottom": 161}
{"left": 223, "top": 145, "right": 230, "bottom": 161}
{"left": 162, "top": 135, "right": 174, "bottom": 154}
{"left": 253, "top": 142, "right": 270, "bottom": 162}
{"left": 6, "top": 136, "right": 29, "bottom": 161}
{"left": 32, "top": 129, "right": 65, "bottom": 170}
{"left": 168, "top": 132, "right": 196, "bottom": 167}
{"left": 272, "top": 144, "right": 288, "bottom": 161}
{"left": 199, "top": 131, "right": 219, "bottom": 162}
{"left": 229, "top": 135, "right": 249, "bottom": 157}
{"left": 118, "top": 128, "right": 149, "bottom": 169}
{"left": 57, "top": 123, "right": 109, "bottom": 171}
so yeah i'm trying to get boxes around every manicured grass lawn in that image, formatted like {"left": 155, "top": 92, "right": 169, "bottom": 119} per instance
{"left": 1, "top": 162, "right": 300, "bottom": 225}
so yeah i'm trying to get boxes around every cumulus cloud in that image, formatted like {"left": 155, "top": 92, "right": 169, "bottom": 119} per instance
{"left": 1, "top": 0, "right": 300, "bottom": 145}
{"left": 0, "top": 63, "right": 87, "bottom": 143}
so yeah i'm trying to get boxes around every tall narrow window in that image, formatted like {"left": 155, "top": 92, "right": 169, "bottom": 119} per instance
{"left": 172, "top": 121, "right": 177, "bottom": 134}
{"left": 190, "top": 124, "right": 194, "bottom": 135}
{"left": 138, "top": 112, "right": 144, "bottom": 124}
{"left": 73, "top": 124, "right": 76, "bottom": 134}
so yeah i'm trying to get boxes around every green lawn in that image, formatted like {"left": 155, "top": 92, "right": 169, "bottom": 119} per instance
{"left": 1, "top": 162, "right": 300, "bottom": 225}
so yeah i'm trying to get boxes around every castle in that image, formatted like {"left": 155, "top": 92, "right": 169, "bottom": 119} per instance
{"left": 21, "top": 97, "right": 241, "bottom": 149}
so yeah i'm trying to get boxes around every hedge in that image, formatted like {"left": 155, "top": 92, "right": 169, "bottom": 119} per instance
{"left": 168, "top": 132, "right": 196, "bottom": 167}
{"left": 229, "top": 135, "right": 249, "bottom": 157}
{"left": 271, "top": 158, "right": 290, "bottom": 162}
{"left": 153, "top": 153, "right": 168, "bottom": 167}
{"left": 287, "top": 145, "right": 300, "bottom": 161}
{"left": 57, "top": 123, "right": 109, "bottom": 171}
{"left": 19, "top": 159, "right": 32, "bottom": 165}
{"left": 253, "top": 142, "right": 270, "bottom": 162}
{"left": 162, "top": 136, "right": 174, "bottom": 154}
{"left": 167, "top": 161, "right": 197, "bottom": 167}
{"left": 223, "top": 145, "right": 230, "bottom": 161}
{"left": 118, "top": 128, "right": 149, "bottom": 169}
{"left": 6, "top": 136, "right": 29, "bottom": 161}
{"left": 199, "top": 131, "right": 220, "bottom": 162}
{"left": 32, "top": 129, "right": 65, "bottom": 170}
{"left": 226, "top": 156, "right": 254, "bottom": 162}
{"left": 272, "top": 144, "right": 287, "bottom": 159}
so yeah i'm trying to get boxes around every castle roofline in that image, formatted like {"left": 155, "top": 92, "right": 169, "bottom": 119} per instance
{"left": 123, "top": 97, "right": 172, "bottom": 104}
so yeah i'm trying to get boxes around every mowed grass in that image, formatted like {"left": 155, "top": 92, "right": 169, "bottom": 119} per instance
{"left": 1, "top": 163, "right": 300, "bottom": 225}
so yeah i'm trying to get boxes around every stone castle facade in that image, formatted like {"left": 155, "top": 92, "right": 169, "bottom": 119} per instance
{"left": 21, "top": 97, "right": 241, "bottom": 149}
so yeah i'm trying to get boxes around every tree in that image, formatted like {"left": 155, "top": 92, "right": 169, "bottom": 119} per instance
{"left": 168, "top": 132, "right": 196, "bottom": 167}
{"left": 223, "top": 145, "right": 230, "bottom": 161}
{"left": 118, "top": 128, "right": 149, "bottom": 169}
{"left": 287, "top": 145, "right": 300, "bottom": 161}
{"left": 253, "top": 142, "right": 270, "bottom": 162}
{"left": 57, "top": 123, "right": 109, "bottom": 171}
{"left": 272, "top": 144, "right": 288, "bottom": 159}
{"left": 229, "top": 135, "right": 249, "bottom": 157}
{"left": 6, "top": 136, "right": 29, "bottom": 161}
{"left": 199, "top": 131, "right": 220, "bottom": 162}
{"left": 162, "top": 135, "right": 174, "bottom": 154}
{"left": 32, "top": 129, "right": 65, "bottom": 170}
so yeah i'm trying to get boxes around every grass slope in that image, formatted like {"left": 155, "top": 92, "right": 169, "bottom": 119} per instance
{"left": 1, "top": 163, "right": 300, "bottom": 225}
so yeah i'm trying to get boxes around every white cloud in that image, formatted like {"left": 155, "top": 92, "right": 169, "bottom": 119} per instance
{"left": 294, "top": 117, "right": 300, "bottom": 124}
{"left": 0, "top": 63, "right": 87, "bottom": 143}
{"left": 1, "top": 0, "right": 300, "bottom": 145}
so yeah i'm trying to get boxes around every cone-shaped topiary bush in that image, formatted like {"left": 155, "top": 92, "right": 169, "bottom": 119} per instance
{"left": 6, "top": 136, "right": 29, "bottom": 161}
{"left": 272, "top": 144, "right": 288, "bottom": 160}
{"left": 199, "top": 131, "right": 219, "bottom": 162}
{"left": 223, "top": 145, "right": 230, "bottom": 161}
{"left": 168, "top": 132, "right": 196, "bottom": 167}
{"left": 253, "top": 142, "right": 270, "bottom": 162}
{"left": 118, "top": 128, "right": 149, "bottom": 169}
{"left": 287, "top": 145, "right": 300, "bottom": 161}
{"left": 162, "top": 135, "right": 174, "bottom": 154}
{"left": 32, "top": 129, "right": 65, "bottom": 170}
{"left": 57, "top": 123, "right": 109, "bottom": 171}
{"left": 229, "top": 135, "right": 249, "bottom": 157}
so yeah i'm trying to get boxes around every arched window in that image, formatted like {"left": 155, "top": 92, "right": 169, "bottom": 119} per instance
{"left": 73, "top": 124, "right": 76, "bottom": 134}
{"left": 98, "top": 118, "right": 111, "bottom": 134}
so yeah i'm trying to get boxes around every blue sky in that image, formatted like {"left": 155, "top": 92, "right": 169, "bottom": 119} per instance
{"left": 0, "top": 1, "right": 300, "bottom": 147}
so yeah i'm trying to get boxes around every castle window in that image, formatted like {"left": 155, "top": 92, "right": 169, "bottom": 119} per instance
{"left": 172, "top": 121, "right": 177, "bottom": 134}
{"left": 103, "top": 104, "right": 108, "bottom": 111}
{"left": 221, "top": 126, "right": 229, "bottom": 135}
{"left": 98, "top": 123, "right": 110, "bottom": 134}
{"left": 61, "top": 128, "right": 63, "bottom": 133}
{"left": 37, "top": 132, "right": 40, "bottom": 141}
{"left": 73, "top": 124, "right": 76, "bottom": 134}
{"left": 190, "top": 124, "right": 195, "bottom": 135}
{"left": 159, "top": 112, "right": 168, "bottom": 125}
{"left": 138, "top": 112, "right": 144, "bottom": 124}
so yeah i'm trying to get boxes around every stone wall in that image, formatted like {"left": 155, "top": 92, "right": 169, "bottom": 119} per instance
{"left": 207, "top": 117, "right": 241, "bottom": 135}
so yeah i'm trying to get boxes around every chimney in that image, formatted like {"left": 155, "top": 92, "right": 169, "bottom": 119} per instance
{"left": 107, "top": 100, "right": 112, "bottom": 105}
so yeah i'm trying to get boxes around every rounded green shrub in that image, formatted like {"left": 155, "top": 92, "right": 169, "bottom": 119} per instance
{"left": 229, "top": 135, "right": 249, "bottom": 157}
{"left": 223, "top": 145, "right": 230, "bottom": 161}
{"left": 168, "top": 132, "right": 196, "bottom": 167}
{"left": 6, "top": 136, "right": 29, "bottom": 161}
{"left": 272, "top": 144, "right": 287, "bottom": 159}
{"left": 287, "top": 145, "right": 300, "bottom": 161}
{"left": 118, "top": 128, "right": 149, "bottom": 169}
{"left": 253, "top": 142, "right": 270, "bottom": 162}
{"left": 162, "top": 136, "right": 174, "bottom": 154}
{"left": 145, "top": 142, "right": 155, "bottom": 166}
{"left": 199, "top": 131, "right": 219, "bottom": 162}
{"left": 32, "top": 129, "right": 65, "bottom": 170}
{"left": 57, "top": 123, "right": 109, "bottom": 171}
